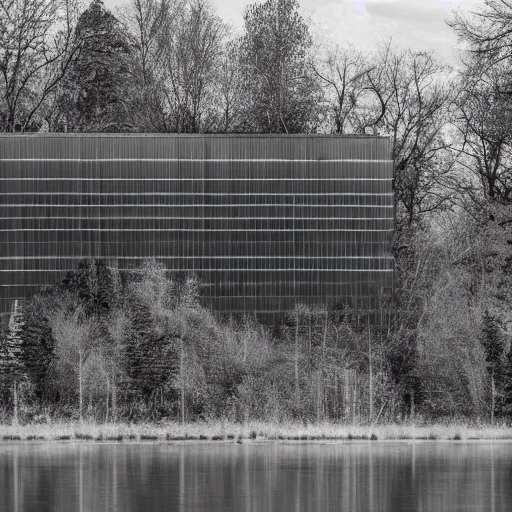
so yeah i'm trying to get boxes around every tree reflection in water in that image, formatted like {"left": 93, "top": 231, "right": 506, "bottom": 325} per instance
{"left": 0, "top": 442, "right": 511, "bottom": 511}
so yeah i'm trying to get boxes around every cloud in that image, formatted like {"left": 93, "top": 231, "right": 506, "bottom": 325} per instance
{"left": 307, "top": 0, "right": 466, "bottom": 63}
{"left": 367, "top": 1, "right": 442, "bottom": 23}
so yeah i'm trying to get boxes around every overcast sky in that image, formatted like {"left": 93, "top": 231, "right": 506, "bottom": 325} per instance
{"left": 104, "top": 0, "right": 486, "bottom": 64}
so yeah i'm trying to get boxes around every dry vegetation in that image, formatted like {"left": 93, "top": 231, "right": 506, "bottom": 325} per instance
{"left": 1, "top": 421, "right": 512, "bottom": 443}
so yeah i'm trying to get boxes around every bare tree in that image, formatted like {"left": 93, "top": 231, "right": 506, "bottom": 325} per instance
{"left": 119, "top": 0, "right": 178, "bottom": 86}
{"left": 215, "top": 37, "right": 244, "bottom": 132}
{"left": 447, "top": 0, "right": 512, "bottom": 286}
{"left": 449, "top": 2, "right": 512, "bottom": 207}
{"left": 312, "top": 44, "right": 373, "bottom": 134}
{"left": 368, "top": 43, "right": 455, "bottom": 229}
{"left": 117, "top": 0, "right": 181, "bottom": 131}
{"left": 161, "top": 0, "right": 225, "bottom": 133}
{"left": 0, "top": 0, "right": 82, "bottom": 131}
{"left": 450, "top": 0, "right": 512, "bottom": 67}
{"left": 453, "top": 62, "right": 512, "bottom": 204}
{"left": 314, "top": 41, "right": 455, "bottom": 228}
{"left": 50, "top": 302, "right": 96, "bottom": 423}
{"left": 172, "top": 274, "right": 202, "bottom": 425}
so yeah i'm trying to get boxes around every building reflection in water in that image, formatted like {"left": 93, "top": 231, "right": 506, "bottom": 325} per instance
{"left": 0, "top": 442, "right": 511, "bottom": 511}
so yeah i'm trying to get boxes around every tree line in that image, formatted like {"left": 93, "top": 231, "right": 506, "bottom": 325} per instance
{"left": 1, "top": 0, "right": 512, "bottom": 423}
{"left": 0, "top": 259, "right": 401, "bottom": 424}
{"left": 1, "top": 0, "right": 322, "bottom": 135}
{"left": 0, "top": 255, "right": 511, "bottom": 425}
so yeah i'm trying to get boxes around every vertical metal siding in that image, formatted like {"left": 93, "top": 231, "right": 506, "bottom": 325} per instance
{"left": 0, "top": 134, "right": 394, "bottom": 323}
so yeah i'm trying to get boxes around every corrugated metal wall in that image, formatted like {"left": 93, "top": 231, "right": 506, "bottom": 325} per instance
{"left": 0, "top": 134, "right": 394, "bottom": 323}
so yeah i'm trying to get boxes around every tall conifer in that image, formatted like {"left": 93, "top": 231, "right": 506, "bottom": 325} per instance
{"left": 0, "top": 301, "right": 27, "bottom": 424}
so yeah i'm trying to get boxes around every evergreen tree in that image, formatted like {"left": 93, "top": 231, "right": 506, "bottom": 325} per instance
{"left": 0, "top": 301, "right": 27, "bottom": 424}
{"left": 480, "top": 310, "right": 506, "bottom": 425}
{"left": 58, "top": 0, "right": 133, "bottom": 131}
{"left": 61, "top": 259, "right": 117, "bottom": 316}
{"left": 22, "top": 293, "right": 56, "bottom": 404}
{"left": 124, "top": 261, "right": 179, "bottom": 414}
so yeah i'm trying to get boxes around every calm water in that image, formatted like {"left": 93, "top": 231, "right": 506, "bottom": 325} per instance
{"left": 0, "top": 441, "right": 511, "bottom": 511}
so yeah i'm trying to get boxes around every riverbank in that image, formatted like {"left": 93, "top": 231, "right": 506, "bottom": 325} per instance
{"left": 0, "top": 421, "right": 512, "bottom": 442}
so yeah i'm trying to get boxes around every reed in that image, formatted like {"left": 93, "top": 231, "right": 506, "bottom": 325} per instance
{"left": 0, "top": 421, "right": 511, "bottom": 442}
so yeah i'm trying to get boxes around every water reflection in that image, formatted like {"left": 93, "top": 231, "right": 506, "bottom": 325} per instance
{"left": 0, "top": 441, "right": 511, "bottom": 511}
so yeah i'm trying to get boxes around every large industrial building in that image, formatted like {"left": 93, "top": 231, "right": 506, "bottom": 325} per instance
{"left": 0, "top": 134, "right": 394, "bottom": 323}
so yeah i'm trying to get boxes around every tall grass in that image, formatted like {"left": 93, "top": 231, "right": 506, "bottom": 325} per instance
{"left": 0, "top": 420, "right": 511, "bottom": 442}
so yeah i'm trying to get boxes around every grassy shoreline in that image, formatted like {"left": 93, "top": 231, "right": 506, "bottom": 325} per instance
{"left": 0, "top": 421, "right": 512, "bottom": 443}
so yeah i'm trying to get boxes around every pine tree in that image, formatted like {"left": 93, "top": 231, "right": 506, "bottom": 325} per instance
{"left": 59, "top": 0, "right": 133, "bottom": 131}
{"left": 22, "top": 290, "right": 59, "bottom": 403}
{"left": 0, "top": 300, "right": 27, "bottom": 424}
{"left": 125, "top": 262, "right": 179, "bottom": 410}
{"left": 62, "top": 259, "right": 117, "bottom": 316}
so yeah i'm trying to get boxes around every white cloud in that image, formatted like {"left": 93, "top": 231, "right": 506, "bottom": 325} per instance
{"left": 307, "top": 0, "right": 484, "bottom": 63}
